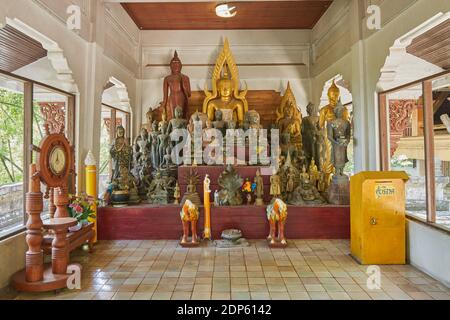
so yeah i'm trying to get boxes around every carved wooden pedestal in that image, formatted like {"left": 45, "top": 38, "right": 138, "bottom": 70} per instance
{"left": 24, "top": 171, "right": 44, "bottom": 282}
{"left": 12, "top": 165, "right": 78, "bottom": 292}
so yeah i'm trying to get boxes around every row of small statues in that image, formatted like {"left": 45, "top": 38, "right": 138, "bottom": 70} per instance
{"left": 174, "top": 159, "right": 331, "bottom": 210}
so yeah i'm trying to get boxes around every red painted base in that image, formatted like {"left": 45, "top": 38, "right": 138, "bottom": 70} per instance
{"left": 98, "top": 204, "right": 349, "bottom": 240}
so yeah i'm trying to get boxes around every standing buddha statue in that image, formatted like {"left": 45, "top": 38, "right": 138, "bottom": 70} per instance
{"left": 318, "top": 80, "right": 349, "bottom": 178}
{"left": 302, "top": 102, "right": 321, "bottom": 167}
{"left": 162, "top": 51, "right": 191, "bottom": 120}
{"left": 110, "top": 125, "right": 132, "bottom": 182}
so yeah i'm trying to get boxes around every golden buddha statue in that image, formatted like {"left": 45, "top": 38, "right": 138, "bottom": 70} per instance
{"left": 276, "top": 82, "right": 302, "bottom": 151}
{"left": 318, "top": 80, "right": 349, "bottom": 175}
{"left": 203, "top": 39, "right": 248, "bottom": 126}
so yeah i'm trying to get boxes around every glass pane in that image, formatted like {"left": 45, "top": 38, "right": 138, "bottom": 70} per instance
{"left": 432, "top": 75, "right": 450, "bottom": 228}
{"left": 99, "top": 106, "right": 112, "bottom": 197}
{"left": 387, "top": 83, "right": 427, "bottom": 219}
{"left": 33, "top": 85, "right": 69, "bottom": 220}
{"left": 0, "top": 74, "right": 25, "bottom": 237}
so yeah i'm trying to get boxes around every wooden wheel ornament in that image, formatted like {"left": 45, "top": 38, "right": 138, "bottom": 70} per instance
{"left": 34, "top": 133, "right": 72, "bottom": 188}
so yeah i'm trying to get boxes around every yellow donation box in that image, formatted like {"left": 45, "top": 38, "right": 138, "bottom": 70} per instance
{"left": 350, "top": 171, "right": 409, "bottom": 265}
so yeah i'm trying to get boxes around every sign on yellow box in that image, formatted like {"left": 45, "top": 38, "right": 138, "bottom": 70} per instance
{"left": 350, "top": 171, "right": 409, "bottom": 265}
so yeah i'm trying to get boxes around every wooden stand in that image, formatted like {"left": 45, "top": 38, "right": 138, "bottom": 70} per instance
{"left": 43, "top": 218, "right": 77, "bottom": 274}
{"left": 12, "top": 165, "right": 79, "bottom": 292}
{"left": 24, "top": 165, "right": 44, "bottom": 282}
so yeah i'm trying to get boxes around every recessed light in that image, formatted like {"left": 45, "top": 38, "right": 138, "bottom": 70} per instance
{"left": 215, "top": 3, "right": 237, "bottom": 18}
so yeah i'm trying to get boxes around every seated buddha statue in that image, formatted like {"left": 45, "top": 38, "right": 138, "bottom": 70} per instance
{"left": 278, "top": 101, "right": 301, "bottom": 147}
{"left": 204, "top": 68, "right": 245, "bottom": 126}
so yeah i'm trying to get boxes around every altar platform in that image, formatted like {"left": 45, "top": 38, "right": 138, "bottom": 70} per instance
{"left": 97, "top": 205, "right": 349, "bottom": 240}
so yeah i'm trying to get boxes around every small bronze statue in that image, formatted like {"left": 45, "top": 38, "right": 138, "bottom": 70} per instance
{"left": 308, "top": 159, "right": 320, "bottom": 188}
{"left": 299, "top": 165, "right": 310, "bottom": 185}
{"left": 301, "top": 102, "right": 321, "bottom": 167}
{"left": 146, "top": 171, "right": 170, "bottom": 205}
{"left": 167, "top": 106, "right": 188, "bottom": 134}
{"left": 285, "top": 167, "right": 296, "bottom": 197}
{"left": 111, "top": 166, "right": 140, "bottom": 206}
{"left": 174, "top": 182, "right": 181, "bottom": 205}
{"left": 270, "top": 169, "right": 282, "bottom": 199}
{"left": 254, "top": 169, "right": 264, "bottom": 206}
{"left": 327, "top": 101, "right": 351, "bottom": 205}
{"left": 181, "top": 169, "right": 202, "bottom": 207}
{"left": 212, "top": 109, "right": 226, "bottom": 135}
{"left": 157, "top": 122, "right": 170, "bottom": 167}
{"left": 110, "top": 125, "right": 132, "bottom": 182}
{"left": 266, "top": 198, "right": 288, "bottom": 247}
{"left": 146, "top": 108, "right": 154, "bottom": 132}
{"left": 149, "top": 121, "right": 160, "bottom": 170}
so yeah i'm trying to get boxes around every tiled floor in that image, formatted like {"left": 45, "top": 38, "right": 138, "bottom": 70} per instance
{"left": 6, "top": 240, "right": 450, "bottom": 300}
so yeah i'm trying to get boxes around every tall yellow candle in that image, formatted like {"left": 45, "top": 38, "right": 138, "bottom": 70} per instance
{"left": 85, "top": 151, "right": 98, "bottom": 243}
{"left": 203, "top": 174, "right": 211, "bottom": 240}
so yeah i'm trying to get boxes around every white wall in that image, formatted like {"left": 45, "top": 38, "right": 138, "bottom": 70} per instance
{"left": 407, "top": 219, "right": 450, "bottom": 287}
{"left": 0, "top": 233, "right": 26, "bottom": 289}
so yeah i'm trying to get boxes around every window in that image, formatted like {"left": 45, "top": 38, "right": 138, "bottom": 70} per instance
{"left": 32, "top": 85, "right": 74, "bottom": 221}
{"left": 0, "top": 74, "right": 25, "bottom": 238}
{"left": 379, "top": 70, "right": 450, "bottom": 229}
{"left": 0, "top": 70, "right": 75, "bottom": 239}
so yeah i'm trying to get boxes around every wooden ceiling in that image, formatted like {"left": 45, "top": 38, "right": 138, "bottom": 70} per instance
{"left": 121, "top": 1, "right": 333, "bottom": 30}
{"left": 407, "top": 18, "right": 450, "bottom": 70}
{"left": 0, "top": 25, "right": 47, "bottom": 73}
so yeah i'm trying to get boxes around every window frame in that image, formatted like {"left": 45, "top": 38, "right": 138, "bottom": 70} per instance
{"left": 0, "top": 69, "right": 76, "bottom": 241}
{"left": 378, "top": 69, "right": 450, "bottom": 229}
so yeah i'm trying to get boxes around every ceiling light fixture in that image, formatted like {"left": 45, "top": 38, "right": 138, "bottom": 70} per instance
{"left": 215, "top": 3, "right": 237, "bottom": 18}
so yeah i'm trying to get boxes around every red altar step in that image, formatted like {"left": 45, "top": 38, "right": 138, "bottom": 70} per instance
{"left": 97, "top": 205, "right": 349, "bottom": 240}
